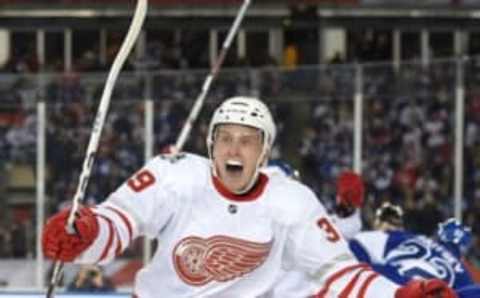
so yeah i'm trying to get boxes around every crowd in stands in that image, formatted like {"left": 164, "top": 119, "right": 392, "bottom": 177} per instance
{"left": 0, "top": 39, "right": 285, "bottom": 259}
{"left": 1, "top": 33, "right": 480, "bottom": 279}
{"left": 0, "top": 0, "right": 473, "bottom": 6}
{"left": 298, "top": 58, "right": 480, "bottom": 269}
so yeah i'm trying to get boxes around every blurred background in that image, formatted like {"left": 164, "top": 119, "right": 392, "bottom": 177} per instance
{"left": 1, "top": 0, "right": 480, "bottom": 295}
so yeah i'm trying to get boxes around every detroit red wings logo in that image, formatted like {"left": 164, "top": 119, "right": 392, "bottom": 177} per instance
{"left": 173, "top": 235, "right": 273, "bottom": 286}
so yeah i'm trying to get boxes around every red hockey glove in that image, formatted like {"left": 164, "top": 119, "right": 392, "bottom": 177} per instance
{"left": 336, "top": 171, "right": 365, "bottom": 208}
{"left": 42, "top": 207, "right": 99, "bottom": 262}
{"left": 395, "top": 279, "right": 458, "bottom": 298}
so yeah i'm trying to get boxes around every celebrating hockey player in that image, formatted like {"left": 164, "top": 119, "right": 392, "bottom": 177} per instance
{"left": 42, "top": 96, "right": 456, "bottom": 297}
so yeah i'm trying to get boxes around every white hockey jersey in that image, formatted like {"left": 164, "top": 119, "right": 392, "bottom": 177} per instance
{"left": 77, "top": 153, "right": 399, "bottom": 298}
{"left": 262, "top": 177, "right": 364, "bottom": 297}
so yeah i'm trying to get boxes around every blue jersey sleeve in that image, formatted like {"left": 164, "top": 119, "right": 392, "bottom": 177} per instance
{"left": 457, "top": 284, "right": 480, "bottom": 298}
{"left": 370, "top": 263, "right": 410, "bottom": 285}
{"left": 349, "top": 238, "right": 410, "bottom": 285}
{"left": 452, "top": 267, "right": 475, "bottom": 289}
{"left": 349, "top": 239, "right": 371, "bottom": 263}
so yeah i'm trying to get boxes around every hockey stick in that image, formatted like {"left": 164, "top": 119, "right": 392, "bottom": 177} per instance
{"left": 45, "top": 0, "right": 148, "bottom": 297}
{"left": 174, "top": 0, "right": 252, "bottom": 151}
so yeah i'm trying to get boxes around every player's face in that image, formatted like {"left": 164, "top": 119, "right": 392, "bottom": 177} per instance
{"left": 212, "top": 124, "right": 264, "bottom": 193}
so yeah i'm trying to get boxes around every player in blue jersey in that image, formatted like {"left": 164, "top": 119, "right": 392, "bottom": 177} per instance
{"left": 262, "top": 166, "right": 471, "bottom": 298}
{"left": 349, "top": 202, "right": 480, "bottom": 298}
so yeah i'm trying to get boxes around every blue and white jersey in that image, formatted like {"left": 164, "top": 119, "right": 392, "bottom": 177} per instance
{"left": 349, "top": 230, "right": 474, "bottom": 290}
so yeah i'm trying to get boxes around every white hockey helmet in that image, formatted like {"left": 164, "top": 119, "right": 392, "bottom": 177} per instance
{"left": 207, "top": 96, "right": 276, "bottom": 159}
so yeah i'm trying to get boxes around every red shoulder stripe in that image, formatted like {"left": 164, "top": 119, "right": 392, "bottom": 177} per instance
{"left": 339, "top": 267, "right": 371, "bottom": 298}
{"left": 106, "top": 206, "right": 133, "bottom": 243}
{"left": 96, "top": 215, "right": 115, "bottom": 263}
{"left": 315, "top": 263, "right": 369, "bottom": 298}
{"left": 358, "top": 272, "right": 379, "bottom": 298}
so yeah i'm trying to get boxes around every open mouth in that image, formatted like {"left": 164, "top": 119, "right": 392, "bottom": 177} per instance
{"left": 225, "top": 160, "right": 244, "bottom": 174}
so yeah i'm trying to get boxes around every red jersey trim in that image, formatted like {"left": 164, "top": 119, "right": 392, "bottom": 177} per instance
{"left": 339, "top": 267, "right": 371, "bottom": 298}
{"left": 212, "top": 173, "right": 269, "bottom": 202}
{"left": 358, "top": 272, "right": 379, "bottom": 298}
{"left": 315, "top": 263, "right": 369, "bottom": 298}
{"left": 96, "top": 215, "right": 115, "bottom": 263}
{"left": 106, "top": 206, "right": 133, "bottom": 243}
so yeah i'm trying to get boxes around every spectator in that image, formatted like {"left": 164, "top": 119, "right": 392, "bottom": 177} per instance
{"left": 283, "top": 42, "right": 299, "bottom": 70}
{"left": 0, "top": 224, "right": 11, "bottom": 257}
{"left": 67, "top": 265, "right": 115, "bottom": 293}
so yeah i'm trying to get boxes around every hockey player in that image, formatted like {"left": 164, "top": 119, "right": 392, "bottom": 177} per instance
{"left": 42, "top": 96, "right": 455, "bottom": 297}
{"left": 350, "top": 202, "right": 480, "bottom": 298}
{"left": 262, "top": 170, "right": 366, "bottom": 297}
